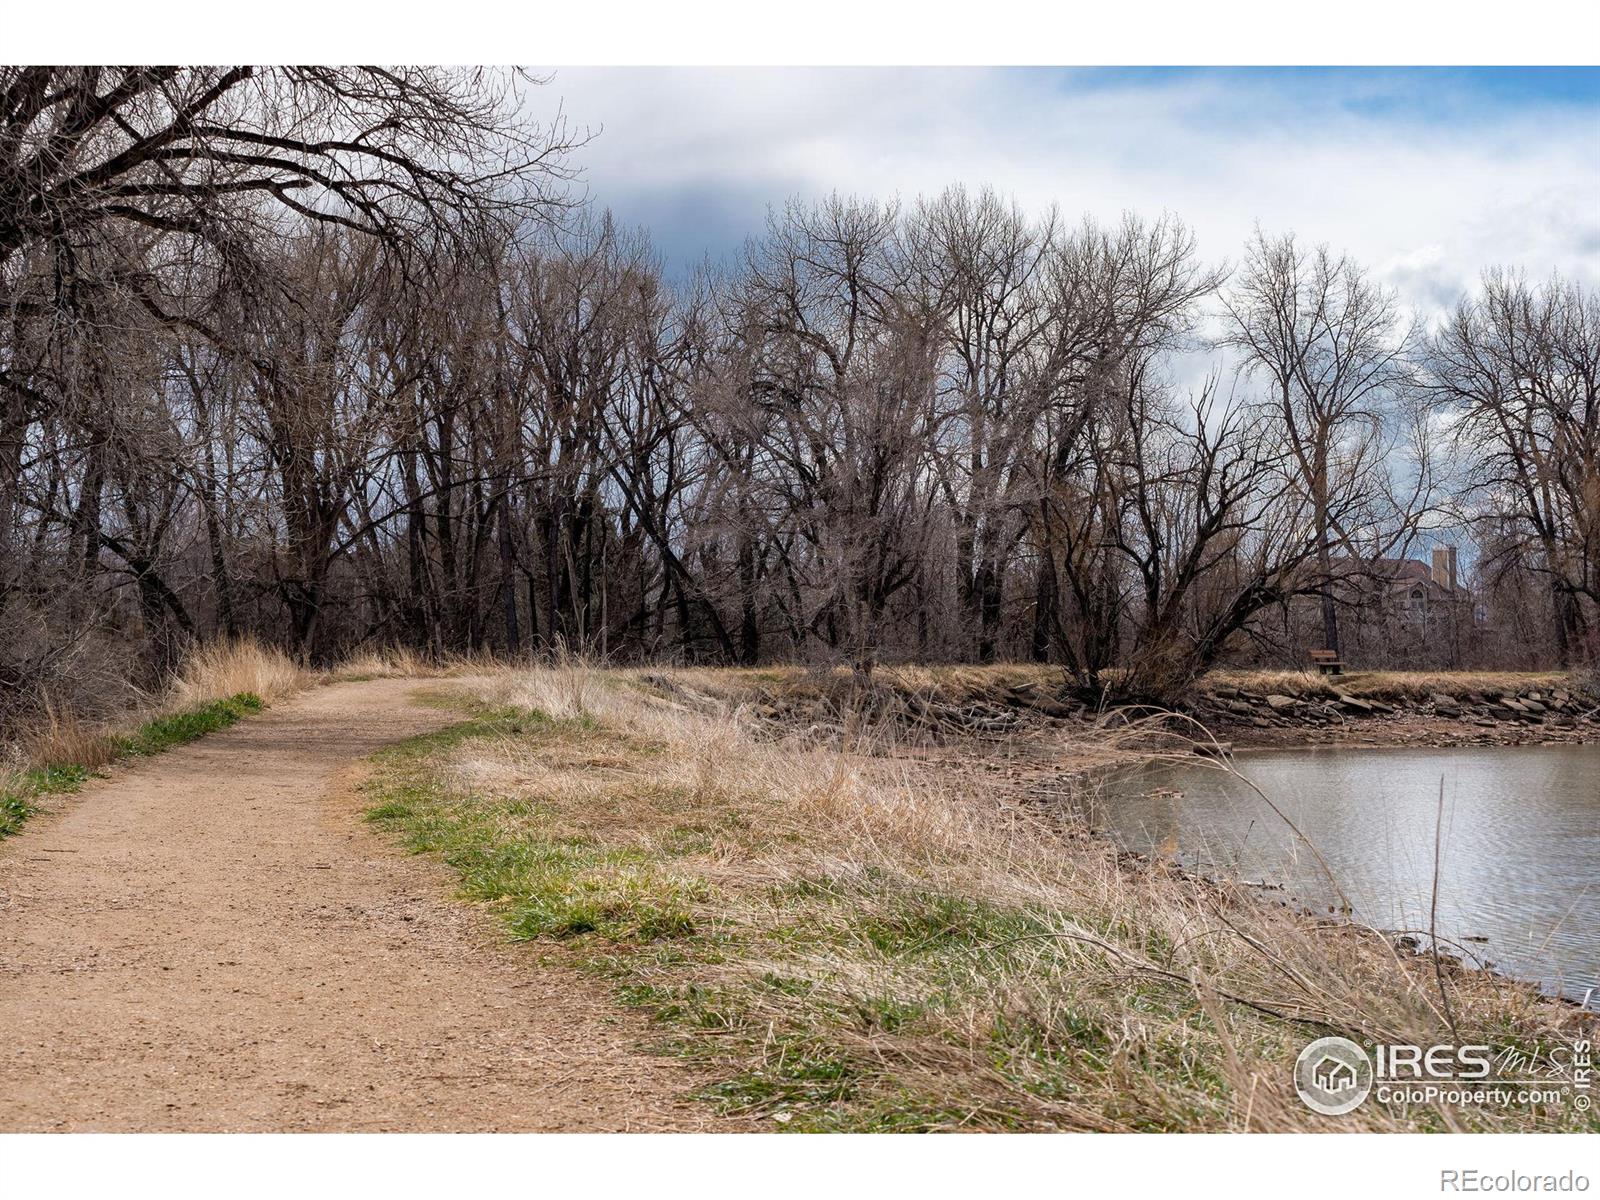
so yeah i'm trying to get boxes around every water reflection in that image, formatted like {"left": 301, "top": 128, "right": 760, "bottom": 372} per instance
{"left": 1091, "top": 745, "right": 1600, "bottom": 1003}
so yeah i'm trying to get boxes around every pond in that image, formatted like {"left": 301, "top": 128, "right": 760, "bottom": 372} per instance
{"left": 1090, "top": 744, "right": 1600, "bottom": 1005}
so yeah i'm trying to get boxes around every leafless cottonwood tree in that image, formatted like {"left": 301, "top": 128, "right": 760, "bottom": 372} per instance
{"left": 0, "top": 65, "right": 576, "bottom": 487}
{"left": 0, "top": 67, "right": 574, "bottom": 269}
{"left": 1428, "top": 272, "right": 1599, "bottom": 665}
{"left": 721, "top": 196, "right": 946, "bottom": 678}
{"left": 1221, "top": 232, "right": 1433, "bottom": 659}
{"left": 914, "top": 188, "right": 1054, "bottom": 662}
{"left": 1025, "top": 214, "right": 1225, "bottom": 690}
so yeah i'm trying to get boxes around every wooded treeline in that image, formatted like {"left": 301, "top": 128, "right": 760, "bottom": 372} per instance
{"left": 3, "top": 67, "right": 1596, "bottom": 727}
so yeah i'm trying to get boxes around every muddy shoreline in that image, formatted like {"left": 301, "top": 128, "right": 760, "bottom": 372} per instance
{"left": 1189, "top": 682, "right": 1600, "bottom": 751}
{"left": 713, "top": 670, "right": 1600, "bottom": 758}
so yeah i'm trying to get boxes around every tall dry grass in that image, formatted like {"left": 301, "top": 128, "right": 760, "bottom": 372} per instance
{"left": 10, "top": 639, "right": 306, "bottom": 776}
{"left": 617, "top": 661, "right": 1590, "bottom": 717}
{"left": 170, "top": 638, "right": 311, "bottom": 707}
{"left": 329, "top": 645, "right": 434, "bottom": 680}
{"left": 478, "top": 644, "right": 603, "bottom": 719}
{"left": 329, "top": 643, "right": 527, "bottom": 683}
{"left": 21, "top": 696, "right": 121, "bottom": 771}
{"left": 3, "top": 638, "right": 310, "bottom": 838}
{"left": 403, "top": 662, "right": 1593, "bottom": 1131}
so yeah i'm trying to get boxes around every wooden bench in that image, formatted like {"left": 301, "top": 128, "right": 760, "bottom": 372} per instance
{"left": 1307, "top": 648, "right": 1344, "bottom": 676}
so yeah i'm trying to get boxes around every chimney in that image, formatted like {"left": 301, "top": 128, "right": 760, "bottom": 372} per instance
{"left": 1432, "top": 545, "right": 1457, "bottom": 592}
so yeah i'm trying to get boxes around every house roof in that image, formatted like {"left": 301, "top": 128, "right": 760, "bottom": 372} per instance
{"left": 1321, "top": 555, "right": 1466, "bottom": 599}
{"left": 1329, "top": 556, "right": 1431, "bottom": 581}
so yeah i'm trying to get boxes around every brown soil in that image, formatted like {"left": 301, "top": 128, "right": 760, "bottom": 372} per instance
{"left": 0, "top": 679, "right": 726, "bottom": 1132}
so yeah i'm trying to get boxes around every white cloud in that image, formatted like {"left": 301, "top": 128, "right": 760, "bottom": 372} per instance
{"left": 534, "top": 67, "right": 1600, "bottom": 320}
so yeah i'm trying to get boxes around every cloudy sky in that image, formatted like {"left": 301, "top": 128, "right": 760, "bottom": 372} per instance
{"left": 533, "top": 66, "right": 1600, "bottom": 318}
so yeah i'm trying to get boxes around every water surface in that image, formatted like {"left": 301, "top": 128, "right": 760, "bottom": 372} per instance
{"left": 1091, "top": 745, "right": 1599, "bottom": 1003}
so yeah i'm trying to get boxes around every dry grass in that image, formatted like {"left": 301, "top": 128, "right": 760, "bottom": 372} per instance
{"left": 479, "top": 645, "right": 605, "bottom": 719}
{"left": 609, "top": 661, "right": 1588, "bottom": 712}
{"left": 366, "top": 661, "right": 1596, "bottom": 1132}
{"left": 21, "top": 697, "right": 119, "bottom": 771}
{"left": 328, "top": 644, "right": 521, "bottom": 683}
{"left": 329, "top": 645, "right": 435, "bottom": 680}
{"left": 18, "top": 638, "right": 306, "bottom": 768}
{"left": 170, "top": 638, "right": 311, "bottom": 707}
{"left": 669, "top": 662, "right": 1058, "bottom": 705}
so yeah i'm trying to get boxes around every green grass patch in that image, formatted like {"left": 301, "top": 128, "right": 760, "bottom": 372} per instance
{"left": 112, "top": 692, "right": 264, "bottom": 757}
{"left": 366, "top": 711, "right": 704, "bottom": 947}
{"left": 0, "top": 692, "right": 266, "bottom": 839}
{"left": 0, "top": 763, "right": 88, "bottom": 838}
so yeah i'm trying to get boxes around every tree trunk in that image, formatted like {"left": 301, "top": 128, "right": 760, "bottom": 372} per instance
{"left": 1031, "top": 555, "right": 1057, "bottom": 664}
{"left": 496, "top": 491, "right": 520, "bottom": 655}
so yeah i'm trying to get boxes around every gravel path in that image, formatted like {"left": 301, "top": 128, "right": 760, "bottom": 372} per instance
{"left": 0, "top": 679, "right": 719, "bottom": 1131}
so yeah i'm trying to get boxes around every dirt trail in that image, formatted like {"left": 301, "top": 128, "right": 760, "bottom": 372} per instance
{"left": 0, "top": 679, "right": 722, "bottom": 1131}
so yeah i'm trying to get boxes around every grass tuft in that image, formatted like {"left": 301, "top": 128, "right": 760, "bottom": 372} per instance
{"left": 170, "top": 638, "right": 308, "bottom": 706}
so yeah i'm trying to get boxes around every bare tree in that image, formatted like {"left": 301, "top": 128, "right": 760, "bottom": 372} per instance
{"left": 729, "top": 196, "right": 947, "bottom": 678}
{"left": 1429, "top": 271, "right": 1599, "bottom": 665}
{"left": 1028, "top": 214, "right": 1221, "bottom": 684}
{"left": 0, "top": 67, "right": 577, "bottom": 271}
{"left": 1221, "top": 232, "right": 1424, "bottom": 659}
{"left": 913, "top": 186, "right": 1053, "bottom": 661}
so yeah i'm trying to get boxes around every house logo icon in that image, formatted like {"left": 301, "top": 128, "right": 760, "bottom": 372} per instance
{"left": 1294, "top": 1036, "right": 1373, "bottom": 1115}
{"left": 1313, "top": 1055, "right": 1357, "bottom": 1092}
